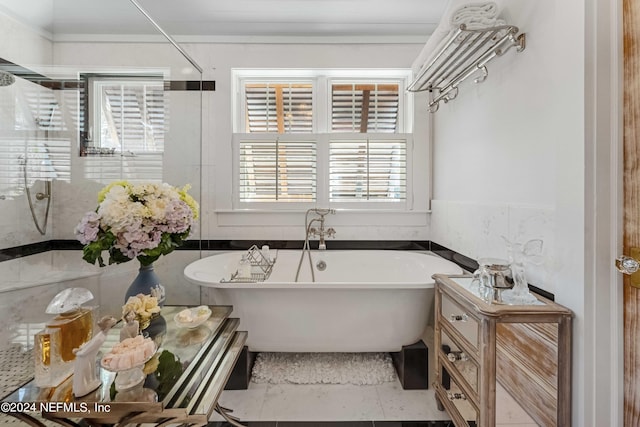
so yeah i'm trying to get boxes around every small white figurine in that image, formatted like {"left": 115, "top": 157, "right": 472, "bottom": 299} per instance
{"left": 501, "top": 237, "right": 544, "bottom": 305}
{"left": 120, "top": 309, "right": 140, "bottom": 342}
{"left": 72, "top": 315, "right": 117, "bottom": 397}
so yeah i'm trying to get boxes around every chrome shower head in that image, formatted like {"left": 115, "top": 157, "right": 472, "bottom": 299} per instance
{"left": 0, "top": 70, "right": 15, "bottom": 87}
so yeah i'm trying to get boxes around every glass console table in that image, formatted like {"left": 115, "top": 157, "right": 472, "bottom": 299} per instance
{"left": 1, "top": 305, "right": 247, "bottom": 427}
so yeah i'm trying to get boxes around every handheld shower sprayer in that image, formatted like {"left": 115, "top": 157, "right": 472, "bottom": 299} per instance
{"left": 0, "top": 70, "right": 15, "bottom": 87}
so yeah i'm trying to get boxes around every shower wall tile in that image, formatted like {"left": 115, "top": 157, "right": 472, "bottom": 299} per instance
{"left": 0, "top": 198, "right": 19, "bottom": 249}
{"left": 17, "top": 251, "right": 53, "bottom": 282}
{"left": 0, "top": 249, "right": 203, "bottom": 345}
{"left": 53, "top": 251, "right": 203, "bottom": 316}
{"left": 0, "top": 257, "right": 20, "bottom": 283}
{"left": 0, "top": 275, "right": 101, "bottom": 352}
{"left": 0, "top": 194, "right": 52, "bottom": 249}
{"left": 53, "top": 179, "right": 104, "bottom": 240}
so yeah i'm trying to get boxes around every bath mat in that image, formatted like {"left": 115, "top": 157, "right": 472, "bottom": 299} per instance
{"left": 251, "top": 352, "right": 396, "bottom": 385}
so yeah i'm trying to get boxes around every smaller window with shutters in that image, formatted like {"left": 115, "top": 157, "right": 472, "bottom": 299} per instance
{"left": 244, "top": 82, "right": 314, "bottom": 133}
{"left": 331, "top": 82, "right": 400, "bottom": 133}
{"left": 85, "top": 76, "right": 166, "bottom": 183}
{"left": 233, "top": 70, "right": 412, "bottom": 210}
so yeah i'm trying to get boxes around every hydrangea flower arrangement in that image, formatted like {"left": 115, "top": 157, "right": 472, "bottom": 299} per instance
{"left": 75, "top": 181, "right": 199, "bottom": 267}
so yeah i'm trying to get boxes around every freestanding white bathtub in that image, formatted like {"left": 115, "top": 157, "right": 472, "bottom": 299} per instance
{"left": 184, "top": 250, "right": 463, "bottom": 352}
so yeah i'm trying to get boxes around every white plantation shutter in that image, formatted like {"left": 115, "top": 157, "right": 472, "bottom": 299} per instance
{"left": 239, "top": 138, "right": 316, "bottom": 202}
{"left": 82, "top": 153, "right": 164, "bottom": 184}
{"left": 22, "top": 86, "right": 66, "bottom": 131}
{"left": 98, "top": 81, "right": 166, "bottom": 153}
{"left": 0, "top": 82, "right": 72, "bottom": 200}
{"left": 331, "top": 83, "right": 399, "bottom": 133}
{"left": 329, "top": 138, "right": 406, "bottom": 201}
{"left": 22, "top": 88, "right": 72, "bottom": 183}
{"left": 85, "top": 78, "right": 165, "bottom": 183}
{"left": 245, "top": 83, "right": 313, "bottom": 133}
{"left": 233, "top": 72, "right": 411, "bottom": 208}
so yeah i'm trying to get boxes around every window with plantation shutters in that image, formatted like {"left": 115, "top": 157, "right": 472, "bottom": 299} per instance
{"left": 244, "top": 83, "right": 313, "bottom": 133}
{"left": 86, "top": 78, "right": 165, "bottom": 183}
{"left": 331, "top": 83, "right": 399, "bottom": 133}
{"left": 232, "top": 70, "right": 413, "bottom": 209}
{"left": 239, "top": 137, "right": 316, "bottom": 202}
{"left": 95, "top": 80, "right": 166, "bottom": 153}
{"left": 329, "top": 138, "right": 406, "bottom": 201}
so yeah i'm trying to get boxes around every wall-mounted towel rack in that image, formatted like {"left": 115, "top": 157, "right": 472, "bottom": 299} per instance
{"left": 407, "top": 23, "right": 525, "bottom": 113}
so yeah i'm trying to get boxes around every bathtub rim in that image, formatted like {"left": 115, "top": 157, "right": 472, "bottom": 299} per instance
{"left": 183, "top": 249, "right": 465, "bottom": 289}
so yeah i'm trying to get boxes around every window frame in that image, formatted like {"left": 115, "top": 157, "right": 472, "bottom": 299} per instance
{"left": 327, "top": 79, "right": 406, "bottom": 134}
{"left": 83, "top": 74, "right": 166, "bottom": 183}
{"left": 87, "top": 75, "right": 166, "bottom": 154}
{"left": 328, "top": 133, "right": 411, "bottom": 207}
{"left": 231, "top": 69, "right": 414, "bottom": 212}
{"left": 233, "top": 133, "right": 321, "bottom": 210}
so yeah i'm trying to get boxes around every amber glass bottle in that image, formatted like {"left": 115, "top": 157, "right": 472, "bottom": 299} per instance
{"left": 45, "top": 307, "right": 94, "bottom": 362}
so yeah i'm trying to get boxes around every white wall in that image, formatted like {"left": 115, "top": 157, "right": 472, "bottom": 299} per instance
{"left": 429, "top": 0, "right": 571, "bottom": 294}
{"left": 427, "top": 0, "right": 602, "bottom": 426}
{"left": 53, "top": 42, "right": 428, "bottom": 242}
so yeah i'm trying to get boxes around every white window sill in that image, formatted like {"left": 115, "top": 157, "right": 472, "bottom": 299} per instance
{"left": 214, "top": 209, "right": 431, "bottom": 227}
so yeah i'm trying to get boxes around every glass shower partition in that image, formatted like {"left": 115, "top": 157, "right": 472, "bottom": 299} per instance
{"left": 0, "top": 0, "right": 203, "bottom": 368}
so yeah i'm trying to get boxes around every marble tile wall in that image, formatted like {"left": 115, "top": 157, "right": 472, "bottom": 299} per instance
{"left": 430, "top": 199, "right": 556, "bottom": 295}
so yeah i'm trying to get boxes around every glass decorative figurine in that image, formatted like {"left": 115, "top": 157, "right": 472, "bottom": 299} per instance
{"left": 500, "top": 238, "right": 543, "bottom": 305}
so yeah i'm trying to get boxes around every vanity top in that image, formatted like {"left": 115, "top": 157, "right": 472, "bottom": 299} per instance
{"left": 433, "top": 274, "right": 572, "bottom": 318}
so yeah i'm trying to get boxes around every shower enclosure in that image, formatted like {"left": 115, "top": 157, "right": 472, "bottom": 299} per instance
{"left": 0, "top": 0, "right": 204, "bottom": 343}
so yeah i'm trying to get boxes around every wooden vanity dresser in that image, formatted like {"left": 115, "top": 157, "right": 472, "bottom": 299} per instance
{"left": 432, "top": 274, "right": 573, "bottom": 427}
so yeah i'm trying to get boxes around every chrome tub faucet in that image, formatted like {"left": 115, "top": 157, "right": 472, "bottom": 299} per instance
{"left": 307, "top": 209, "right": 336, "bottom": 250}
{"left": 295, "top": 208, "right": 336, "bottom": 282}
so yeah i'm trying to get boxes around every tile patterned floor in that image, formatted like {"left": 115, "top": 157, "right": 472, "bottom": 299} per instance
{"left": 214, "top": 378, "right": 451, "bottom": 422}
{"left": 208, "top": 423, "right": 457, "bottom": 427}
{"left": 210, "top": 323, "right": 537, "bottom": 427}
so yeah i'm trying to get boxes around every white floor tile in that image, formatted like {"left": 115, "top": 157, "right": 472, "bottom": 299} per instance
{"left": 375, "top": 379, "right": 450, "bottom": 421}
{"left": 216, "top": 382, "right": 269, "bottom": 421}
{"left": 259, "top": 383, "right": 385, "bottom": 421}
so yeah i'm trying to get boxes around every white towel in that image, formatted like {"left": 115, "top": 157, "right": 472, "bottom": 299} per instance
{"left": 410, "top": 1, "right": 507, "bottom": 87}
{"left": 450, "top": 2, "right": 506, "bottom": 42}
{"left": 450, "top": 2, "right": 499, "bottom": 27}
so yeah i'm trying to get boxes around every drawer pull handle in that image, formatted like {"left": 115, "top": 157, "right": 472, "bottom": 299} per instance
{"left": 449, "top": 313, "right": 469, "bottom": 322}
{"left": 447, "top": 351, "right": 469, "bottom": 362}
{"left": 447, "top": 392, "right": 467, "bottom": 401}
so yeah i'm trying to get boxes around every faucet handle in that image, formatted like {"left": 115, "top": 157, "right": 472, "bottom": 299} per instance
{"left": 326, "top": 227, "right": 336, "bottom": 238}
{"left": 308, "top": 227, "right": 318, "bottom": 237}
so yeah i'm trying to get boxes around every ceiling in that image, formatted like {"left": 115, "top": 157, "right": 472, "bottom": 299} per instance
{"left": 0, "top": 0, "right": 447, "bottom": 42}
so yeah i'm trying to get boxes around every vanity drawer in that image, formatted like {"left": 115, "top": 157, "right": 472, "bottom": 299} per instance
{"left": 441, "top": 292, "right": 479, "bottom": 350}
{"left": 441, "top": 329, "right": 479, "bottom": 396}
{"left": 440, "top": 373, "right": 480, "bottom": 427}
